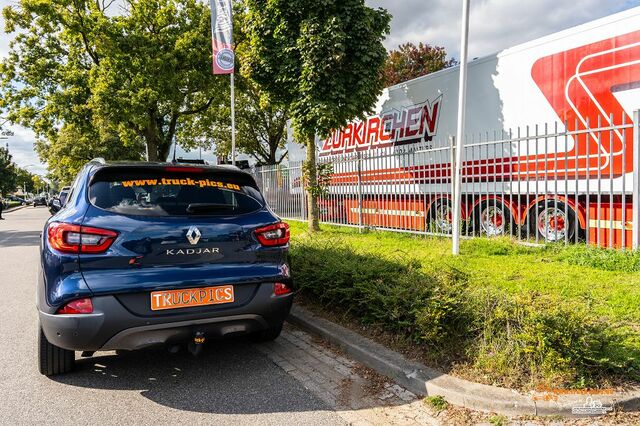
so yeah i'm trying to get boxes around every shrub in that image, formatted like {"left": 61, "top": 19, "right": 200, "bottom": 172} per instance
{"left": 292, "top": 236, "right": 475, "bottom": 350}
{"left": 472, "top": 291, "right": 640, "bottom": 388}
{"left": 290, "top": 232, "right": 640, "bottom": 389}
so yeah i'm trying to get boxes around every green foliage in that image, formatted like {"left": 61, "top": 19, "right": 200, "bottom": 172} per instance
{"left": 209, "top": 78, "right": 289, "bottom": 165}
{"left": 554, "top": 244, "right": 640, "bottom": 272}
{"left": 0, "top": 145, "right": 16, "bottom": 196}
{"left": 242, "top": 0, "right": 390, "bottom": 139}
{"left": 423, "top": 395, "right": 448, "bottom": 413}
{"left": 289, "top": 222, "right": 640, "bottom": 389}
{"left": 242, "top": 0, "right": 390, "bottom": 230}
{"left": 384, "top": 42, "right": 457, "bottom": 86}
{"left": 473, "top": 291, "right": 639, "bottom": 388}
{"left": 34, "top": 124, "right": 142, "bottom": 185}
{"left": 14, "top": 167, "right": 35, "bottom": 193}
{"left": 1, "top": 0, "right": 227, "bottom": 163}
{"left": 31, "top": 175, "right": 46, "bottom": 193}
{"left": 302, "top": 161, "right": 333, "bottom": 198}
{"left": 489, "top": 415, "right": 508, "bottom": 426}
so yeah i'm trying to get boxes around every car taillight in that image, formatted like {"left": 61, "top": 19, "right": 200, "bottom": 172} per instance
{"left": 56, "top": 298, "right": 93, "bottom": 314}
{"left": 48, "top": 222, "right": 118, "bottom": 254}
{"left": 255, "top": 222, "right": 290, "bottom": 247}
{"left": 273, "top": 282, "right": 292, "bottom": 296}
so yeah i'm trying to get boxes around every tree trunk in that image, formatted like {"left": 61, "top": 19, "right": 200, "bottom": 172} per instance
{"left": 146, "top": 140, "right": 158, "bottom": 161}
{"left": 305, "top": 134, "right": 320, "bottom": 232}
{"left": 144, "top": 127, "right": 171, "bottom": 161}
{"left": 157, "top": 141, "right": 171, "bottom": 162}
{"left": 144, "top": 123, "right": 160, "bottom": 162}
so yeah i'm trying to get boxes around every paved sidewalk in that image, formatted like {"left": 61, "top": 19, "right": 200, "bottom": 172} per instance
{"left": 255, "top": 324, "right": 438, "bottom": 426}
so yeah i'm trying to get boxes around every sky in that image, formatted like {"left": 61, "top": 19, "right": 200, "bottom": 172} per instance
{"left": 0, "top": 0, "right": 639, "bottom": 176}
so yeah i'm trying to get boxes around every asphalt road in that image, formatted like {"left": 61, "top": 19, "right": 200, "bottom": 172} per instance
{"left": 0, "top": 207, "right": 344, "bottom": 425}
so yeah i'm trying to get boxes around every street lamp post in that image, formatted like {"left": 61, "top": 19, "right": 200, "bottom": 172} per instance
{"left": 452, "top": 0, "right": 471, "bottom": 255}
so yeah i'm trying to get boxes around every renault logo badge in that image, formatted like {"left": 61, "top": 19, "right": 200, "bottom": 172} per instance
{"left": 186, "top": 226, "right": 202, "bottom": 245}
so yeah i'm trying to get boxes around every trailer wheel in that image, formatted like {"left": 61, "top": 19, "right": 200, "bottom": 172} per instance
{"left": 428, "top": 199, "right": 453, "bottom": 234}
{"left": 475, "top": 200, "right": 513, "bottom": 237}
{"left": 530, "top": 200, "right": 576, "bottom": 242}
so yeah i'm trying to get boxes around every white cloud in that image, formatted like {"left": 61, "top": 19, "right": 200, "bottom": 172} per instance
{"left": 3, "top": 126, "right": 46, "bottom": 175}
{"left": 366, "top": 0, "right": 638, "bottom": 59}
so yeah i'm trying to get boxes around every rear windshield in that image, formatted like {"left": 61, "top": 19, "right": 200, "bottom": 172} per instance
{"left": 89, "top": 168, "right": 265, "bottom": 217}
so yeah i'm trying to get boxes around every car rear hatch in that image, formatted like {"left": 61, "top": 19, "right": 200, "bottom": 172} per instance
{"left": 78, "top": 165, "right": 286, "bottom": 316}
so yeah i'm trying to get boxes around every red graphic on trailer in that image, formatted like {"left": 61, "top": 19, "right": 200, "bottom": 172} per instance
{"left": 530, "top": 30, "right": 640, "bottom": 179}
{"left": 320, "top": 96, "right": 443, "bottom": 156}
{"left": 326, "top": 31, "right": 640, "bottom": 186}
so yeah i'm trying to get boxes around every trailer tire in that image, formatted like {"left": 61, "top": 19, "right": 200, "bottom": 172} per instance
{"left": 529, "top": 199, "right": 576, "bottom": 243}
{"left": 473, "top": 200, "right": 513, "bottom": 237}
{"left": 427, "top": 199, "right": 453, "bottom": 235}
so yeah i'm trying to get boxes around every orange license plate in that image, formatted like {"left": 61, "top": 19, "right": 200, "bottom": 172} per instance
{"left": 150, "top": 285, "right": 234, "bottom": 311}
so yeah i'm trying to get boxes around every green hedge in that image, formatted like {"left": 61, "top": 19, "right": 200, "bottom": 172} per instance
{"left": 291, "top": 235, "right": 640, "bottom": 389}
{"left": 2, "top": 201, "right": 20, "bottom": 210}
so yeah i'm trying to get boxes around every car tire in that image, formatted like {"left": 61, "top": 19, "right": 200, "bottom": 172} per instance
{"left": 38, "top": 325, "right": 75, "bottom": 376}
{"left": 249, "top": 323, "right": 283, "bottom": 343}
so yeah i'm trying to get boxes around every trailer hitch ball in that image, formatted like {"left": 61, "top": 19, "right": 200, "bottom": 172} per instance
{"left": 188, "top": 331, "right": 206, "bottom": 357}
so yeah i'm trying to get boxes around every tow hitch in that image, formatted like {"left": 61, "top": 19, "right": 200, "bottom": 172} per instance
{"left": 187, "top": 331, "right": 205, "bottom": 357}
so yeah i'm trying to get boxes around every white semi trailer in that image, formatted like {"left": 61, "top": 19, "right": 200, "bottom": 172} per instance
{"left": 285, "top": 7, "right": 640, "bottom": 247}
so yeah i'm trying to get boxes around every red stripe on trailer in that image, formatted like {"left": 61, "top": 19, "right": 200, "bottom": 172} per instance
{"left": 531, "top": 30, "right": 640, "bottom": 179}
{"left": 588, "top": 202, "right": 632, "bottom": 248}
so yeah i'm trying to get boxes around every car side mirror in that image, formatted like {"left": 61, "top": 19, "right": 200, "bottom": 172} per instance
{"left": 50, "top": 198, "right": 61, "bottom": 214}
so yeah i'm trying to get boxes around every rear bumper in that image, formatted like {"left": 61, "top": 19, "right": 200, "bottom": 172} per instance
{"left": 39, "top": 284, "right": 293, "bottom": 351}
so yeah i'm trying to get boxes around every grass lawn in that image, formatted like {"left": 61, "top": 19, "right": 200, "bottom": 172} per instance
{"left": 287, "top": 220, "right": 640, "bottom": 390}
{"left": 289, "top": 221, "right": 640, "bottom": 325}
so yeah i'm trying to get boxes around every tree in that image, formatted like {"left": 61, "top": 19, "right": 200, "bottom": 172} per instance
{"left": 32, "top": 175, "right": 47, "bottom": 194}
{"left": 0, "top": 145, "right": 16, "bottom": 196}
{"left": 208, "top": 78, "right": 288, "bottom": 165}
{"left": 384, "top": 42, "right": 457, "bottom": 86}
{"left": 243, "top": 0, "right": 390, "bottom": 231}
{"left": 14, "top": 167, "right": 35, "bottom": 194}
{"left": 178, "top": 5, "right": 289, "bottom": 166}
{"left": 35, "top": 124, "right": 143, "bottom": 185}
{"left": 0, "top": 0, "right": 228, "bottom": 163}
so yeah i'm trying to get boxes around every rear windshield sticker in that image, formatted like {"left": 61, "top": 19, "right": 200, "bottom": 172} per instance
{"left": 120, "top": 178, "right": 241, "bottom": 191}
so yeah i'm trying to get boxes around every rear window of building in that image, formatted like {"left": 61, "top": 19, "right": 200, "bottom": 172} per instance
{"left": 89, "top": 168, "right": 265, "bottom": 217}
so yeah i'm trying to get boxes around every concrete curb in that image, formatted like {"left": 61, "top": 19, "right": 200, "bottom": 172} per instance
{"left": 287, "top": 305, "right": 640, "bottom": 417}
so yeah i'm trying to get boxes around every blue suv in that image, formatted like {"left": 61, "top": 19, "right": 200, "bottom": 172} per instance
{"left": 38, "top": 160, "right": 293, "bottom": 375}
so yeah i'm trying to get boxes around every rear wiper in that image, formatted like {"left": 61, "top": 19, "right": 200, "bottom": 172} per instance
{"left": 186, "top": 203, "right": 236, "bottom": 213}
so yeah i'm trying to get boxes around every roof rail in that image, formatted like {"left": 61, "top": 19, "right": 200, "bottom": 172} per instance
{"left": 89, "top": 157, "right": 106, "bottom": 165}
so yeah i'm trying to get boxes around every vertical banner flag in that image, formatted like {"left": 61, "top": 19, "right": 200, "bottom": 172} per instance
{"left": 210, "top": 0, "right": 234, "bottom": 74}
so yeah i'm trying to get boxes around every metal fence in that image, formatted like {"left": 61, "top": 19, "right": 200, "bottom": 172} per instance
{"left": 252, "top": 111, "right": 640, "bottom": 249}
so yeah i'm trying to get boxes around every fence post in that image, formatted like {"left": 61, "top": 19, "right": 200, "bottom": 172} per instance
{"left": 450, "top": 135, "right": 456, "bottom": 204}
{"left": 633, "top": 110, "right": 640, "bottom": 250}
{"left": 300, "top": 162, "right": 307, "bottom": 221}
{"left": 357, "top": 151, "right": 364, "bottom": 232}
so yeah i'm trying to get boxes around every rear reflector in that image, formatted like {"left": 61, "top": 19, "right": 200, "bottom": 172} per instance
{"left": 273, "top": 282, "right": 292, "bottom": 296}
{"left": 48, "top": 222, "right": 118, "bottom": 254}
{"left": 57, "top": 298, "right": 93, "bottom": 314}
{"left": 255, "top": 222, "right": 290, "bottom": 247}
